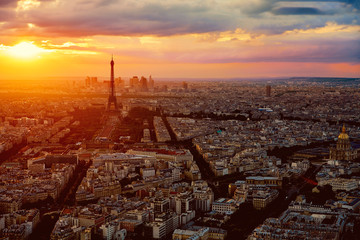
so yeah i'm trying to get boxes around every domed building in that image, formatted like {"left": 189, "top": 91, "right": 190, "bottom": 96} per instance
{"left": 329, "top": 125, "right": 357, "bottom": 161}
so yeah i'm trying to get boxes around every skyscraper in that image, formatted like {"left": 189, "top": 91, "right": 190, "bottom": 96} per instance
{"left": 149, "top": 75, "right": 154, "bottom": 89}
{"left": 140, "top": 76, "right": 148, "bottom": 91}
{"left": 266, "top": 85, "right": 271, "bottom": 97}
{"left": 129, "top": 76, "right": 139, "bottom": 88}
{"left": 91, "top": 77, "right": 98, "bottom": 87}
{"left": 85, "top": 76, "right": 91, "bottom": 87}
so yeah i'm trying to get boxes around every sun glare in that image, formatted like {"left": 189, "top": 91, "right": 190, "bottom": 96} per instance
{"left": 7, "top": 42, "right": 46, "bottom": 59}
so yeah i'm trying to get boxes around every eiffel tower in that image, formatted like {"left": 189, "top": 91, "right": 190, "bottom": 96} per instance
{"left": 107, "top": 56, "right": 119, "bottom": 111}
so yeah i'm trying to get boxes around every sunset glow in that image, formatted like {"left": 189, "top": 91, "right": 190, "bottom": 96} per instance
{"left": 7, "top": 42, "right": 48, "bottom": 59}
{"left": 0, "top": 0, "right": 359, "bottom": 79}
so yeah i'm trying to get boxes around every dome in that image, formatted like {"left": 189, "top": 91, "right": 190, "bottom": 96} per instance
{"left": 338, "top": 125, "right": 349, "bottom": 140}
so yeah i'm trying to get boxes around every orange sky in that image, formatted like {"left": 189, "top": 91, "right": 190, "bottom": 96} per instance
{"left": 0, "top": 0, "right": 359, "bottom": 80}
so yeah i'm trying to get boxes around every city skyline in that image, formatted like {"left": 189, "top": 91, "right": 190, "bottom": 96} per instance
{"left": 1, "top": 2, "right": 360, "bottom": 239}
{"left": 0, "top": 0, "right": 359, "bottom": 80}
{"left": 1, "top": 78, "right": 360, "bottom": 240}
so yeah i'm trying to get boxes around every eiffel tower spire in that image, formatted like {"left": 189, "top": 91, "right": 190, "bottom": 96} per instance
{"left": 107, "top": 55, "right": 118, "bottom": 111}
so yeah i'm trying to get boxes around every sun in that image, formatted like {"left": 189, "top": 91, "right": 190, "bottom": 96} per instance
{"left": 7, "top": 42, "right": 47, "bottom": 59}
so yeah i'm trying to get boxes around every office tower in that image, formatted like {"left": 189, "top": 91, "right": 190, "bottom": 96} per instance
{"left": 149, "top": 75, "right": 154, "bottom": 89}
{"left": 91, "top": 77, "right": 98, "bottom": 87}
{"left": 266, "top": 85, "right": 271, "bottom": 97}
{"left": 129, "top": 76, "right": 139, "bottom": 88}
{"left": 85, "top": 76, "right": 91, "bottom": 87}
{"left": 140, "top": 76, "right": 148, "bottom": 91}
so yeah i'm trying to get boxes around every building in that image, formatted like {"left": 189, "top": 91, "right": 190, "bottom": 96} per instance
{"left": 265, "top": 85, "right": 271, "bottom": 97}
{"left": 129, "top": 76, "right": 139, "bottom": 88}
{"left": 207, "top": 227, "right": 227, "bottom": 240}
{"left": 145, "top": 212, "right": 180, "bottom": 239}
{"left": 185, "top": 163, "right": 202, "bottom": 181}
{"left": 120, "top": 219, "right": 143, "bottom": 234}
{"left": 248, "top": 200, "right": 350, "bottom": 240}
{"left": 211, "top": 198, "right": 238, "bottom": 214}
{"left": 175, "top": 192, "right": 194, "bottom": 215}
{"left": 100, "top": 222, "right": 116, "bottom": 240}
{"left": 252, "top": 189, "right": 279, "bottom": 210}
{"left": 192, "top": 181, "right": 214, "bottom": 212}
{"left": 153, "top": 198, "right": 170, "bottom": 213}
{"left": 245, "top": 176, "right": 282, "bottom": 189}
{"left": 44, "top": 154, "right": 78, "bottom": 168}
{"left": 149, "top": 75, "right": 155, "bottom": 89}
{"left": 50, "top": 217, "right": 76, "bottom": 240}
{"left": 127, "top": 148, "right": 193, "bottom": 163}
{"left": 172, "top": 227, "right": 209, "bottom": 240}
{"left": 141, "top": 168, "right": 156, "bottom": 179}
{"left": 182, "top": 226, "right": 227, "bottom": 240}
{"left": 2, "top": 224, "right": 26, "bottom": 240}
{"left": 85, "top": 76, "right": 91, "bottom": 87}
{"left": 318, "top": 178, "right": 358, "bottom": 192}
{"left": 85, "top": 76, "right": 98, "bottom": 88}
{"left": 93, "top": 153, "right": 155, "bottom": 167}
{"left": 0, "top": 197, "right": 22, "bottom": 214}
{"left": 125, "top": 209, "right": 151, "bottom": 222}
{"left": 330, "top": 125, "right": 358, "bottom": 161}
{"left": 140, "top": 76, "right": 148, "bottom": 91}
{"left": 0, "top": 209, "right": 40, "bottom": 239}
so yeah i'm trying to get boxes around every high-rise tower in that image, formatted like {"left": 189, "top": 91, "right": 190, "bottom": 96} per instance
{"left": 107, "top": 56, "right": 118, "bottom": 111}
{"left": 266, "top": 85, "right": 271, "bottom": 97}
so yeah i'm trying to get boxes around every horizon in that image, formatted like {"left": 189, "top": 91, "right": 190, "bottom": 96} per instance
{"left": 0, "top": 76, "right": 359, "bottom": 82}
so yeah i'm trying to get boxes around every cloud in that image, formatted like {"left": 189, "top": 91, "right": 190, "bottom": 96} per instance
{"left": 0, "top": 0, "right": 358, "bottom": 40}
{"left": 239, "top": 1, "right": 359, "bottom": 35}
{"left": 11, "top": 1, "right": 234, "bottom": 37}
{"left": 272, "top": 7, "right": 326, "bottom": 15}
{"left": 184, "top": 38, "right": 360, "bottom": 64}
{"left": 0, "top": 8, "right": 15, "bottom": 21}
{"left": 95, "top": 0, "right": 118, "bottom": 7}
{"left": 229, "top": 0, "right": 277, "bottom": 14}
{"left": 0, "top": 0, "right": 17, "bottom": 7}
{"left": 75, "top": 23, "right": 357, "bottom": 65}
{"left": 294, "top": 0, "right": 360, "bottom": 9}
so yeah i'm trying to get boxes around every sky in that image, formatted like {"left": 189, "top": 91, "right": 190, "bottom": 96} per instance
{"left": 0, "top": 0, "right": 359, "bottom": 80}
